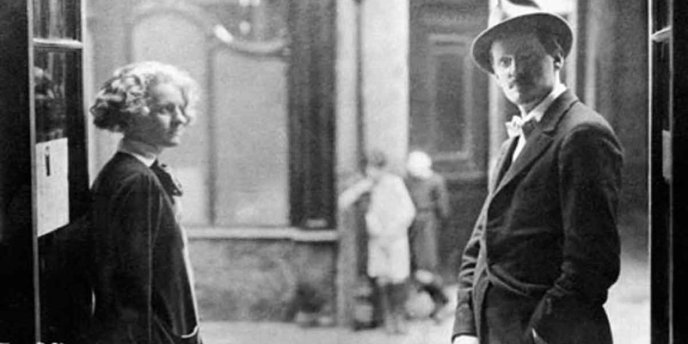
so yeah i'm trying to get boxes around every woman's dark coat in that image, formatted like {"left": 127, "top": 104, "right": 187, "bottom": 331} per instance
{"left": 90, "top": 153, "right": 201, "bottom": 344}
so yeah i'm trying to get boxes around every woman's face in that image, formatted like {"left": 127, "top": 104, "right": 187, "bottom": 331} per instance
{"left": 125, "top": 83, "right": 190, "bottom": 150}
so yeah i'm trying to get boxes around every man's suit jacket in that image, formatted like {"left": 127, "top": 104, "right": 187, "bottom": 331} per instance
{"left": 90, "top": 153, "right": 201, "bottom": 344}
{"left": 452, "top": 90, "right": 623, "bottom": 344}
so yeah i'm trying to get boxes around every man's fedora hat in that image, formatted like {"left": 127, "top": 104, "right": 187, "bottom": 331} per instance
{"left": 471, "top": 1, "right": 573, "bottom": 74}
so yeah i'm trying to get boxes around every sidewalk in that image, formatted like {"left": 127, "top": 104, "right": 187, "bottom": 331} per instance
{"left": 201, "top": 318, "right": 454, "bottom": 344}
{"left": 200, "top": 252, "right": 649, "bottom": 344}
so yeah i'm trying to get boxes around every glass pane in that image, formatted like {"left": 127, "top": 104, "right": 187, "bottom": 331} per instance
{"left": 33, "top": 50, "right": 79, "bottom": 235}
{"left": 212, "top": 50, "right": 289, "bottom": 226}
{"left": 34, "top": 51, "right": 74, "bottom": 143}
{"left": 35, "top": 49, "right": 89, "bottom": 343}
{"left": 653, "top": 0, "right": 669, "bottom": 31}
{"left": 33, "top": 0, "right": 78, "bottom": 39}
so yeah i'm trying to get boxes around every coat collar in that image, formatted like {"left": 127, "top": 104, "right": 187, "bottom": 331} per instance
{"left": 534, "top": 89, "right": 578, "bottom": 134}
{"left": 492, "top": 89, "right": 579, "bottom": 195}
{"left": 490, "top": 137, "right": 519, "bottom": 193}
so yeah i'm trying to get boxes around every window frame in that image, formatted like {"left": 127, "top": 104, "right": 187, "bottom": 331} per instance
{"left": 0, "top": 0, "right": 88, "bottom": 342}
{"left": 649, "top": 0, "right": 688, "bottom": 341}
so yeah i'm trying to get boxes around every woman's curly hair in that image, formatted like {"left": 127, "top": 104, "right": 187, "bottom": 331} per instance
{"left": 90, "top": 61, "right": 199, "bottom": 132}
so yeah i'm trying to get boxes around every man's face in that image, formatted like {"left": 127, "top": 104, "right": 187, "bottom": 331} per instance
{"left": 490, "top": 32, "right": 560, "bottom": 109}
{"left": 126, "top": 83, "right": 190, "bottom": 150}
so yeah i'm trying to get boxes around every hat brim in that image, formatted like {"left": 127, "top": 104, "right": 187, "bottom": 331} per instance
{"left": 471, "top": 12, "right": 573, "bottom": 74}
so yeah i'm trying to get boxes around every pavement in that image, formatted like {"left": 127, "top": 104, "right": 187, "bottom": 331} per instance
{"left": 201, "top": 318, "right": 455, "bottom": 344}
{"left": 200, "top": 252, "right": 649, "bottom": 344}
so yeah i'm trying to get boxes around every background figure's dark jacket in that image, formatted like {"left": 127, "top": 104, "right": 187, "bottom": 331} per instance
{"left": 405, "top": 173, "right": 450, "bottom": 272}
{"left": 90, "top": 153, "right": 201, "bottom": 344}
{"left": 452, "top": 90, "right": 623, "bottom": 344}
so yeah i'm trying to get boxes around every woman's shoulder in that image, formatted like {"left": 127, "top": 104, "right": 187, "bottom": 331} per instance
{"left": 92, "top": 153, "right": 157, "bottom": 191}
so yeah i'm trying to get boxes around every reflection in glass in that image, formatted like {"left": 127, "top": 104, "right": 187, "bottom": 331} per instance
{"left": 33, "top": 0, "right": 78, "bottom": 39}
{"left": 35, "top": 49, "right": 88, "bottom": 344}
{"left": 34, "top": 50, "right": 75, "bottom": 143}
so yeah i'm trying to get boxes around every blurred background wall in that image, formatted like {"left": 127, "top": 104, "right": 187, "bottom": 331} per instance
{"left": 83, "top": 0, "right": 648, "bottom": 325}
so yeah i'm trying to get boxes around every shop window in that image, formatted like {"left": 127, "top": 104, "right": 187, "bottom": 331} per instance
{"left": 211, "top": 48, "right": 289, "bottom": 226}
{"left": 0, "top": 0, "right": 88, "bottom": 341}
{"left": 32, "top": 0, "right": 89, "bottom": 230}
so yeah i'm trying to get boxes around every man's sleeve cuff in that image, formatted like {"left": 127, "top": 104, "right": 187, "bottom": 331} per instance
{"left": 452, "top": 302, "right": 477, "bottom": 336}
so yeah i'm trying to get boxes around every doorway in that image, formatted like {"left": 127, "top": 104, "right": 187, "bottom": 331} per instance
{"left": 409, "top": 0, "right": 489, "bottom": 279}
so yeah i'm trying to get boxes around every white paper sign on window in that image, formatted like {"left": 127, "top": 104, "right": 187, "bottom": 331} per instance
{"left": 36, "top": 137, "right": 70, "bottom": 236}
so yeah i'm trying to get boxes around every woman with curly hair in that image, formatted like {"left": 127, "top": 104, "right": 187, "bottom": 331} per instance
{"left": 87, "top": 61, "right": 202, "bottom": 344}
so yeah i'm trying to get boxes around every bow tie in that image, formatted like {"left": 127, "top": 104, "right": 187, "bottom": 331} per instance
{"left": 151, "top": 161, "right": 183, "bottom": 196}
{"left": 505, "top": 116, "right": 536, "bottom": 139}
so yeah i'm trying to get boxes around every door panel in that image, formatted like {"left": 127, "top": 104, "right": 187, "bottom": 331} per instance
{"left": 409, "top": 0, "right": 488, "bottom": 279}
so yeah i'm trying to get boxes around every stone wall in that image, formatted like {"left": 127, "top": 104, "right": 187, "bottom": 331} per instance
{"left": 189, "top": 236, "right": 337, "bottom": 321}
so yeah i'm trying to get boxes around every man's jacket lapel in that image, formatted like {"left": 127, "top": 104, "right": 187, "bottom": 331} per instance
{"left": 492, "top": 90, "right": 579, "bottom": 197}
{"left": 489, "top": 137, "right": 519, "bottom": 194}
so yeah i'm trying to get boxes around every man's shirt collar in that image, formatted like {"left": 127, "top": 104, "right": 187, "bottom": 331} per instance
{"left": 521, "top": 82, "right": 567, "bottom": 123}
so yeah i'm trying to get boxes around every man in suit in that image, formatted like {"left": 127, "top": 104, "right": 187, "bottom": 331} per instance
{"left": 88, "top": 61, "right": 202, "bottom": 344}
{"left": 452, "top": 2, "right": 623, "bottom": 344}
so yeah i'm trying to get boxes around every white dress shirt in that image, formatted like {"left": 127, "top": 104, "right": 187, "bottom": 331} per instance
{"left": 512, "top": 83, "right": 567, "bottom": 162}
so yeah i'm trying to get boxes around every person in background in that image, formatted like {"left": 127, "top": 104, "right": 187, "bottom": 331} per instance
{"left": 88, "top": 61, "right": 203, "bottom": 344}
{"left": 452, "top": 2, "right": 623, "bottom": 344}
{"left": 404, "top": 150, "right": 452, "bottom": 323}
{"left": 339, "top": 150, "right": 416, "bottom": 334}
{"left": 363, "top": 150, "right": 416, "bottom": 335}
